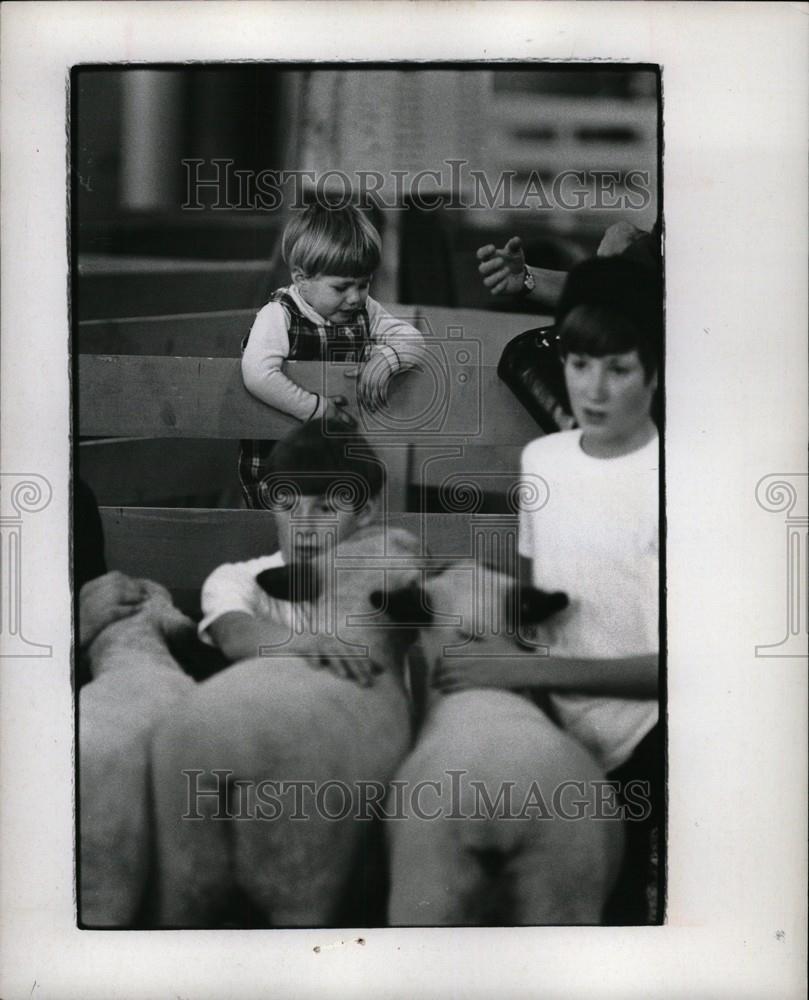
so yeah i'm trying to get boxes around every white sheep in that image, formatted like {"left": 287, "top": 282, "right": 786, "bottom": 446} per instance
{"left": 149, "top": 526, "right": 424, "bottom": 927}
{"left": 375, "top": 561, "right": 624, "bottom": 925}
{"left": 79, "top": 578, "right": 196, "bottom": 927}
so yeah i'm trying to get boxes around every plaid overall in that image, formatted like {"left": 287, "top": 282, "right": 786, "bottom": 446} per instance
{"left": 238, "top": 289, "right": 373, "bottom": 508}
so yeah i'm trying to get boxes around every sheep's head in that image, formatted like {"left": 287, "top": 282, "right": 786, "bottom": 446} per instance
{"left": 84, "top": 577, "right": 196, "bottom": 676}
{"left": 255, "top": 525, "right": 426, "bottom": 671}
{"left": 369, "top": 560, "right": 568, "bottom": 669}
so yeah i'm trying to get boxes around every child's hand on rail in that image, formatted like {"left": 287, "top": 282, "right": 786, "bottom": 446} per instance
{"left": 322, "top": 395, "right": 357, "bottom": 428}
{"left": 345, "top": 351, "right": 395, "bottom": 412}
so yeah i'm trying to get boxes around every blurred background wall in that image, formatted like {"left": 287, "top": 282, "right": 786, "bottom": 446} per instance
{"left": 76, "top": 65, "right": 659, "bottom": 513}
{"left": 75, "top": 65, "right": 659, "bottom": 317}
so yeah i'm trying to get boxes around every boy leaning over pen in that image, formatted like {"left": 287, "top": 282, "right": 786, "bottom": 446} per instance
{"left": 239, "top": 201, "right": 425, "bottom": 509}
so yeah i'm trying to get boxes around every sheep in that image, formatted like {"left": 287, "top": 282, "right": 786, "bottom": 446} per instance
{"left": 374, "top": 561, "right": 624, "bottom": 925}
{"left": 78, "top": 580, "right": 196, "bottom": 927}
{"left": 149, "top": 525, "right": 424, "bottom": 928}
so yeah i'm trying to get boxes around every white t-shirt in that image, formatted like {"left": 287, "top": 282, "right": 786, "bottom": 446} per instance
{"left": 519, "top": 429, "right": 659, "bottom": 772}
{"left": 197, "top": 523, "right": 421, "bottom": 649}
{"left": 198, "top": 551, "right": 292, "bottom": 646}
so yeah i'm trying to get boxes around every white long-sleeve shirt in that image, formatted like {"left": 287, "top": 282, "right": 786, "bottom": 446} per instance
{"left": 241, "top": 285, "right": 426, "bottom": 422}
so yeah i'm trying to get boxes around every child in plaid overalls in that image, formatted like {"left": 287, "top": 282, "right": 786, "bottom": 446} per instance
{"left": 239, "top": 202, "right": 424, "bottom": 508}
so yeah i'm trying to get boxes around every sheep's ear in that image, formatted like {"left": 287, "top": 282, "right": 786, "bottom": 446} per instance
{"left": 517, "top": 585, "right": 568, "bottom": 624}
{"left": 370, "top": 583, "right": 433, "bottom": 625}
{"left": 255, "top": 563, "right": 322, "bottom": 603}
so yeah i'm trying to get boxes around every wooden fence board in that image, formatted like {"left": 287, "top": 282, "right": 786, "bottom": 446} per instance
{"left": 99, "top": 507, "right": 519, "bottom": 595}
{"left": 407, "top": 444, "right": 525, "bottom": 510}
{"left": 76, "top": 310, "right": 256, "bottom": 357}
{"left": 76, "top": 256, "right": 275, "bottom": 320}
{"left": 76, "top": 303, "right": 419, "bottom": 357}
{"left": 79, "top": 355, "right": 541, "bottom": 445}
{"left": 79, "top": 438, "right": 240, "bottom": 507}
{"left": 415, "top": 305, "right": 553, "bottom": 365}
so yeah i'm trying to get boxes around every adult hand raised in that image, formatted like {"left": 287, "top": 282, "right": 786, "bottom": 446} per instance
{"left": 476, "top": 235, "right": 527, "bottom": 296}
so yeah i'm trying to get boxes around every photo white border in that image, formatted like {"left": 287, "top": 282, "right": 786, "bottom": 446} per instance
{"left": 1, "top": 2, "right": 806, "bottom": 997}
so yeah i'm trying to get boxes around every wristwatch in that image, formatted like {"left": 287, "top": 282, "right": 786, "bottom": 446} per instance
{"left": 520, "top": 266, "right": 536, "bottom": 297}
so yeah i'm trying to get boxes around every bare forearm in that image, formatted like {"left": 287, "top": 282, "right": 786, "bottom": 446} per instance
{"left": 434, "top": 642, "right": 658, "bottom": 697}
{"left": 519, "top": 651, "right": 658, "bottom": 698}
{"left": 216, "top": 617, "right": 296, "bottom": 663}
{"left": 213, "top": 615, "right": 381, "bottom": 686}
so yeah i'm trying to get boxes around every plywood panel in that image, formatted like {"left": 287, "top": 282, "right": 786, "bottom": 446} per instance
{"left": 99, "top": 507, "right": 520, "bottom": 594}
{"left": 79, "top": 355, "right": 542, "bottom": 445}
{"left": 76, "top": 303, "right": 417, "bottom": 356}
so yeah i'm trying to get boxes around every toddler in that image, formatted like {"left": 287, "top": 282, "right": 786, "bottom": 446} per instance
{"left": 240, "top": 202, "right": 424, "bottom": 508}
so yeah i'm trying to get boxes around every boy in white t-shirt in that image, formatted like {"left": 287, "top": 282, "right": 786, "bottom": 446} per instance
{"left": 200, "top": 419, "right": 393, "bottom": 687}
{"left": 433, "top": 255, "right": 662, "bottom": 922}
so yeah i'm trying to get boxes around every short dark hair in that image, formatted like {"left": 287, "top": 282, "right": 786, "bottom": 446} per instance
{"left": 556, "top": 256, "right": 662, "bottom": 381}
{"left": 282, "top": 203, "right": 382, "bottom": 277}
{"left": 261, "top": 419, "right": 384, "bottom": 510}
